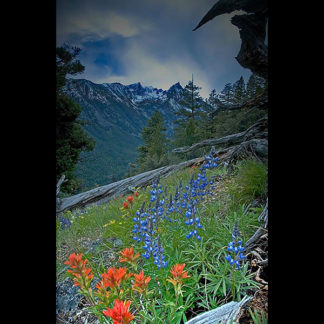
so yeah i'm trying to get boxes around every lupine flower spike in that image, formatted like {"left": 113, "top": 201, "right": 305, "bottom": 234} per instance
{"left": 225, "top": 219, "right": 246, "bottom": 270}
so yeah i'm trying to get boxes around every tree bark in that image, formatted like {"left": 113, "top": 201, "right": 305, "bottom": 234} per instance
{"left": 245, "top": 198, "right": 268, "bottom": 253}
{"left": 172, "top": 116, "right": 267, "bottom": 155}
{"left": 56, "top": 157, "right": 205, "bottom": 213}
{"left": 193, "top": 0, "right": 268, "bottom": 79}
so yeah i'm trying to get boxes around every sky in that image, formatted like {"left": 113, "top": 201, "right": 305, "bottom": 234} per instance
{"left": 56, "top": 0, "right": 252, "bottom": 98}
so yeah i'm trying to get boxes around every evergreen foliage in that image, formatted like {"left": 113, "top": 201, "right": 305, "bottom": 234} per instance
{"left": 218, "top": 82, "right": 234, "bottom": 106}
{"left": 246, "top": 74, "right": 266, "bottom": 98}
{"left": 173, "top": 78, "right": 204, "bottom": 147}
{"left": 232, "top": 76, "right": 246, "bottom": 104}
{"left": 56, "top": 45, "right": 95, "bottom": 193}
{"left": 136, "top": 110, "right": 169, "bottom": 173}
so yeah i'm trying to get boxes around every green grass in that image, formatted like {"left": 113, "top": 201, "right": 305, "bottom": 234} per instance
{"left": 225, "top": 159, "right": 267, "bottom": 207}
{"left": 57, "top": 158, "right": 268, "bottom": 322}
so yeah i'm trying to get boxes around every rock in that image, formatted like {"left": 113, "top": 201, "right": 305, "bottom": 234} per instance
{"left": 56, "top": 278, "right": 82, "bottom": 315}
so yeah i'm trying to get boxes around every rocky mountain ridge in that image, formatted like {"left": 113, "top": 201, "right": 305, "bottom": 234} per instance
{"left": 63, "top": 78, "right": 184, "bottom": 190}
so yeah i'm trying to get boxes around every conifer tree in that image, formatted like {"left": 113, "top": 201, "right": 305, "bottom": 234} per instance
{"left": 218, "top": 82, "right": 234, "bottom": 106}
{"left": 232, "top": 76, "right": 246, "bottom": 104}
{"left": 173, "top": 76, "right": 203, "bottom": 146}
{"left": 56, "top": 45, "right": 95, "bottom": 193}
{"left": 246, "top": 74, "right": 266, "bottom": 98}
{"left": 196, "top": 93, "right": 219, "bottom": 140}
{"left": 137, "top": 110, "right": 168, "bottom": 171}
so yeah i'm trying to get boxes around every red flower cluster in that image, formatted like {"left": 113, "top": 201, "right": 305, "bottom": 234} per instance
{"left": 64, "top": 253, "right": 93, "bottom": 288}
{"left": 132, "top": 270, "right": 151, "bottom": 293}
{"left": 100, "top": 267, "right": 133, "bottom": 289}
{"left": 126, "top": 195, "right": 134, "bottom": 203}
{"left": 119, "top": 247, "right": 140, "bottom": 264}
{"left": 103, "top": 299, "right": 134, "bottom": 324}
{"left": 167, "top": 263, "right": 190, "bottom": 287}
{"left": 122, "top": 192, "right": 139, "bottom": 210}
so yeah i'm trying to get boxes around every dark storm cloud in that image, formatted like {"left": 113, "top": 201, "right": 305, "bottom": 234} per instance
{"left": 56, "top": 0, "right": 251, "bottom": 97}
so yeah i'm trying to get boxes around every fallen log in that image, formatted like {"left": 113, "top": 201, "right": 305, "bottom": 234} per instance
{"left": 172, "top": 131, "right": 248, "bottom": 154}
{"left": 186, "top": 295, "right": 252, "bottom": 324}
{"left": 56, "top": 156, "right": 205, "bottom": 213}
{"left": 209, "top": 90, "right": 268, "bottom": 118}
{"left": 172, "top": 116, "right": 267, "bottom": 155}
{"left": 56, "top": 175, "right": 66, "bottom": 214}
{"left": 245, "top": 198, "right": 268, "bottom": 253}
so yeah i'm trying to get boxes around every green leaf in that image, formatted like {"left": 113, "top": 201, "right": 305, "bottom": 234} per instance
{"left": 222, "top": 278, "right": 227, "bottom": 297}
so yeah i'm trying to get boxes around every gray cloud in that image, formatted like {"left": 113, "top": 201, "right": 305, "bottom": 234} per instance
{"left": 57, "top": 0, "right": 252, "bottom": 98}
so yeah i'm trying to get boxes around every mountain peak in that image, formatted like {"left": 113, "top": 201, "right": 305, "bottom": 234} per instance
{"left": 127, "top": 82, "right": 143, "bottom": 89}
{"left": 168, "top": 82, "right": 182, "bottom": 91}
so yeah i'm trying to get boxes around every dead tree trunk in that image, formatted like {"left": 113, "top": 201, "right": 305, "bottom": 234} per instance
{"left": 245, "top": 198, "right": 268, "bottom": 253}
{"left": 172, "top": 116, "right": 268, "bottom": 160}
{"left": 56, "top": 157, "right": 205, "bottom": 213}
{"left": 56, "top": 175, "right": 65, "bottom": 215}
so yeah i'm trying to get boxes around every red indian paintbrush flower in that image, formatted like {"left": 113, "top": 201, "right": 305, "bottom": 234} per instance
{"left": 122, "top": 202, "right": 129, "bottom": 209}
{"left": 101, "top": 267, "right": 132, "bottom": 289}
{"left": 103, "top": 299, "right": 134, "bottom": 324}
{"left": 119, "top": 247, "right": 140, "bottom": 264}
{"left": 95, "top": 280, "right": 111, "bottom": 304}
{"left": 167, "top": 263, "right": 190, "bottom": 287}
{"left": 126, "top": 195, "right": 134, "bottom": 203}
{"left": 134, "top": 191, "right": 139, "bottom": 197}
{"left": 132, "top": 270, "right": 151, "bottom": 293}
{"left": 64, "top": 253, "right": 93, "bottom": 287}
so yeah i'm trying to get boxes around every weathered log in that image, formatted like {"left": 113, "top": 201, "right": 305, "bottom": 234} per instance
{"left": 227, "top": 138, "right": 268, "bottom": 164}
{"left": 193, "top": 0, "right": 267, "bottom": 31}
{"left": 56, "top": 175, "right": 65, "bottom": 196}
{"left": 56, "top": 175, "right": 66, "bottom": 213}
{"left": 193, "top": 0, "right": 268, "bottom": 79}
{"left": 209, "top": 90, "right": 268, "bottom": 118}
{"left": 56, "top": 157, "right": 205, "bottom": 213}
{"left": 186, "top": 295, "right": 252, "bottom": 324}
{"left": 245, "top": 198, "right": 268, "bottom": 253}
{"left": 231, "top": 11, "right": 268, "bottom": 79}
{"left": 172, "top": 116, "right": 267, "bottom": 154}
{"left": 172, "top": 131, "right": 248, "bottom": 154}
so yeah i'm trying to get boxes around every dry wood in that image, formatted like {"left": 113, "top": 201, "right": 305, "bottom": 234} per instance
{"left": 186, "top": 295, "right": 252, "bottom": 324}
{"left": 56, "top": 156, "right": 205, "bottom": 213}
{"left": 172, "top": 116, "right": 267, "bottom": 155}
{"left": 56, "top": 175, "right": 66, "bottom": 214}
{"left": 56, "top": 175, "right": 65, "bottom": 196}
{"left": 245, "top": 198, "right": 268, "bottom": 253}
{"left": 193, "top": 0, "right": 268, "bottom": 79}
{"left": 172, "top": 130, "right": 248, "bottom": 154}
{"left": 210, "top": 91, "right": 268, "bottom": 118}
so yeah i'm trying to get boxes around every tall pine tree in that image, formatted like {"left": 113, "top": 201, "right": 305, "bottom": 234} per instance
{"left": 137, "top": 110, "right": 168, "bottom": 172}
{"left": 246, "top": 74, "right": 266, "bottom": 98}
{"left": 173, "top": 76, "right": 203, "bottom": 146}
{"left": 218, "top": 83, "right": 235, "bottom": 106}
{"left": 232, "top": 76, "right": 246, "bottom": 104}
{"left": 56, "top": 45, "right": 95, "bottom": 193}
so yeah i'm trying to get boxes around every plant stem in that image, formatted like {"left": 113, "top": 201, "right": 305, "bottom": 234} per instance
{"left": 231, "top": 266, "right": 236, "bottom": 301}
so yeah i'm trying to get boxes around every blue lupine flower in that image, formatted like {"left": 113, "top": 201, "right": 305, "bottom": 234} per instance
{"left": 225, "top": 220, "right": 246, "bottom": 271}
{"left": 59, "top": 216, "right": 71, "bottom": 230}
